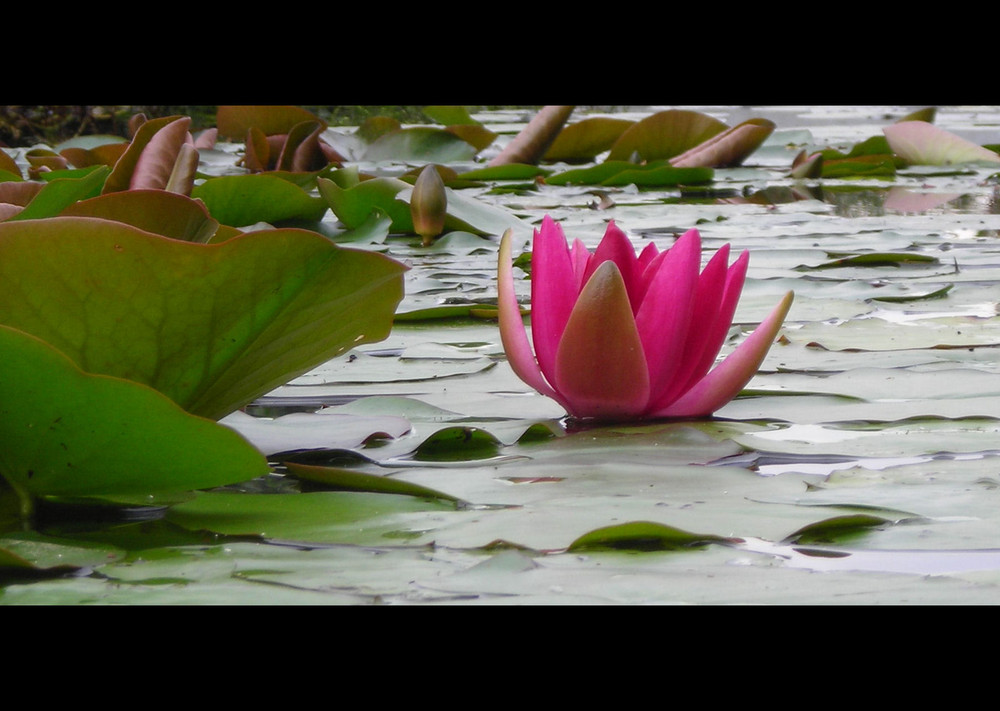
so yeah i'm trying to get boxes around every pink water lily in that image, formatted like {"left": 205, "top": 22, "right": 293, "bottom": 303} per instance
{"left": 498, "top": 216, "right": 793, "bottom": 421}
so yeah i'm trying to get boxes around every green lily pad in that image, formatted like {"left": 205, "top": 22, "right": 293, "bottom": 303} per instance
{"left": 0, "top": 217, "right": 406, "bottom": 420}
{"left": 567, "top": 520, "right": 736, "bottom": 552}
{"left": 545, "top": 160, "right": 712, "bottom": 187}
{"left": 319, "top": 176, "right": 524, "bottom": 236}
{"left": 0, "top": 325, "right": 269, "bottom": 499}
{"left": 423, "top": 106, "right": 481, "bottom": 126}
{"left": 781, "top": 514, "right": 894, "bottom": 545}
{"left": 362, "top": 127, "right": 478, "bottom": 163}
{"left": 166, "top": 490, "right": 457, "bottom": 545}
{"left": 284, "top": 462, "right": 461, "bottom": 502}
{"left": 8, "top": 166, "right": 108, "bottom": 221}
{"left": 191, "top": 174, "right": 329, "bottom": 227}
{"left": 544, "top": 116, "right": 635, "bottom": 162}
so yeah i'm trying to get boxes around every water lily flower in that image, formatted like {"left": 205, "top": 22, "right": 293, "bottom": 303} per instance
{"left": 498, "top": 216, "right": 793, "bottom": 420}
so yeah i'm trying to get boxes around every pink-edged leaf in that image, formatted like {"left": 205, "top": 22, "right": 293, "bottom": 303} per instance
{"left": 488, "top": 106, "right": 575, "bottom": 167}
{"left": 653, "top": 291, "right": 794, "bottom": 418}
{"left": 104, "top": 116, "right": 189, "bottom": 194}
{"left": 130, "top": 116, "right": 193, "bottom": 191}
{"left": 670, "top": 119, "right": 775, "bottom": 168}
{"left": 164, "top": 142, "right": 199, "bottom": 195}
{"left": 884, "top": 121, "right": 1000, "bottom": 166}
{"left": 554, "top": 261, "right": 650, "bottom": 419}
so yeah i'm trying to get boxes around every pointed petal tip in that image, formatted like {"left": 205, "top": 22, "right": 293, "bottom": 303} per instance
{"left": 650, "top": 290, "right": 794, "bottom": 419}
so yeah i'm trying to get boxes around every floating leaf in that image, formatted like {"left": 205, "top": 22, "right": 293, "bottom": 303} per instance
{"left": 166, "top": 491, "right": 456, "bottom": 545}
{"left": 216, "top": 105, "right": 323, "bottom": 141}
{"left": 568, "top": 520, "right": 736, "bottom": 552}
{"left": 670, "top": 119, "right": 775, "bottom": 168}
{"left": 60, "top": 190, "right": 220, "bottom": 242}
{"left": 870, "top": 284, "right": 953, "bottom": 302}
{"left": 320, "top": 176, "right": 523, "bottom": 236}
{"left": 820, "top": 154, "right": 897, "bottom": 178}
{"left": 103, "top": 116, "right": 195, "bottom": 194}
{"left": 191, "top": 174, "right": 328, "bottom": 226}
{"left": 0, "top": 217, "right": 406, "bottom": 420}
{"left": 545, "top": 160, "right": 712, "bottom": 187}
{"left": 423, "top": 106, "right": 480, "bottom": 126}
{"left": 412, "top": 426, "right": 505, "bottom": 461}
{"left": 0, "top": 325, "right": 269, "bottom": 500}
{"left": 458, "top": 164, "right": 550, "bottom": 181}
{"left": 884, "top": 121, "right": 1000, "bottom": 166}
{"left": 220, "top": 410, "right": 411, "bottom": 456}
{"left": 607, "top": 109, "right": 727, "bottom": 162}
{"left": 362, "top": 127, "right": 478, "bottom": 163}
{"left": 8, "top": 166, "right": 108, "bottom": 221}
{"left": 489, "top": 106, "right": 575, "bottom": 166}
{"left": 782, "top": 514, "right": 892, "bottom": 544}
{"left": 544, "top": 116, "right": 635, "bottom": 162}
{"left": 802, "top": 252, "right": 939, "bottom": 270}
{"left": 284, "top": 462, "right": 461, "bottom": 502}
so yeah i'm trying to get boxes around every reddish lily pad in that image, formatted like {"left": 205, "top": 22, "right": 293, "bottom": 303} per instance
{"left": 102, "top": 115, "right": 197, "bottom": 194}
{"left": 216, "top": 105, "right": 324, "bottom": 141}
{"left": 544, "top": 116, "right": 635, "bottom": 162}
{"left": 607, "top": 109, "right": 728, "bottom": 162}
{"left": 60, "top": 190, "right": 220, "bottom": 242}
{"left": 670, "top": 119, "right": 775, "bottom": 168}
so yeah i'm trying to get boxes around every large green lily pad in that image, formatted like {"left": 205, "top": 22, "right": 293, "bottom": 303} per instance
{"left": 0, "top": 217, "right": 406, "bottom": 419}
{"left": 0, "top": 325, "right": 268, "bottom": 499}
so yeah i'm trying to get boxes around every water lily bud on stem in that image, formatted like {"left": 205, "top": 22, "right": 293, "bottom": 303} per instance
{"left": 411, "top": 165, "right": 447, "bottom": 246}
{"left": 497, "top": 216, "right": 794, "bottom": 421}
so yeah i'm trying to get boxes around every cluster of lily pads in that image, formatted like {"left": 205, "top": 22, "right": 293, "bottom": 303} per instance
{"left": 1, "top": 104, "right": 996, "bottom": 547}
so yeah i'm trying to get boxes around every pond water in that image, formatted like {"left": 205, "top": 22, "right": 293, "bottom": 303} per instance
{"left": 4, "top": 105, "right": 1000, "bottom": 604}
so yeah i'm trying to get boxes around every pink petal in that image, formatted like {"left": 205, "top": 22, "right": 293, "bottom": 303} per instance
{"left": 633, "top": 228, "right": 701, "bottom": 407}
{"left": 652, "top": 291, "right": 794, "bottom": 418}
{"left": 648, "top": 247, "right": 748, "bottom": 411}
{"left": 581, "top": 221, "right": 643, "bottom": 311}
{"left": 637, "top": 241, "right": 660, "bottom": 272}
{"left": 497, "top": 228, "right": 568, "bottom": 407}
{"left": 569, "top": 238, "right": 590, "bottom": 292}
{"left": 554, "top": 261, "right": 651, "bottom": 419}
{"left": 530, "top": 216, "right": 579, "bottom": 384}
